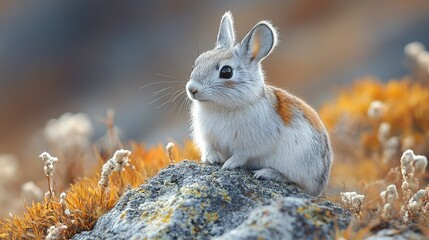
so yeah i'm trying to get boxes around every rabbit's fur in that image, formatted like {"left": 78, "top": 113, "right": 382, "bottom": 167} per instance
{"left": 186, "top": 12, "right": 332, "bottom": 196}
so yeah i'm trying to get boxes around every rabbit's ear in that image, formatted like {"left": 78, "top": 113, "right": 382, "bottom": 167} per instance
{"left": 240, "top": 21, "right": 277, "bottom": 62}
{"left": 216, "top": 11, "right": 235, "bottom": 49}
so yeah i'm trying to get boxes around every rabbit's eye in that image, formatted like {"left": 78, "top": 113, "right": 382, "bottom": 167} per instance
{"left": 220, "top": 66, "right": 233, "bottom": 79}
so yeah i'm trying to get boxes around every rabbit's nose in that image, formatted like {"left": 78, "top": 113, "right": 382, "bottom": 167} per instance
{"left": 186, "top": 82, "right": 200, "bottom": 100}
{"left": 189, "top": 87, "right": 198, "bottom": 95}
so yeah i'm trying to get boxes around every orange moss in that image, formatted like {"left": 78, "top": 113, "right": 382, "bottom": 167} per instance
{"left": 0, "top": 141, "right": 199, "bottom": 239}
{"left": 322, "top": 77, "right": 429, "bottom": 192}
{"left": 323, "top": 77, "right": 429, "bottom": 237}
{"left": 321, "top": 77, "right": 429, "bottom": 154}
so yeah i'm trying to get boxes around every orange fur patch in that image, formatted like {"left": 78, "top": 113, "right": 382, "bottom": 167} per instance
{"left": 273, "top": 88, "right": 294, "bottom": 126}
{"left": 273, "top": 88, "right": 324, "bottom": 131}
{"left": 251, "top": 32, "right": 260, "bottom": 60}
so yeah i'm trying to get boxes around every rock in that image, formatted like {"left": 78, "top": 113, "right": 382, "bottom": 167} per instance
{"left": 73, "top": 161, "right": 351, "bottom": 240}
{"left": 364, "top": 228, "right": 428, "bottom": 240}
{"left": 216, "top": 197, "right": 349, "bottom": 240}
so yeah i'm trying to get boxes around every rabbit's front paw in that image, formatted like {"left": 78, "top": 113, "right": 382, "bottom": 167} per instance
{"left": 221, "top": 155, "right": 247, "bottom": 170}
{"left": 253, "top": 168, "right": 290, "bottom": 182}
{"left": 202, "top": 153, "right": 222, "bottom": 165}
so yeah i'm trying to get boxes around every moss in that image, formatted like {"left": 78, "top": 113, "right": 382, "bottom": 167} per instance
{"left": 320, "top": 78, "right": 429, "bottom": 155}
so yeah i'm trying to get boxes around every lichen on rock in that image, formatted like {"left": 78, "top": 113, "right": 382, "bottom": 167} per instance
{"left": 73, "top": 161, "right": 350, "bottom": 239}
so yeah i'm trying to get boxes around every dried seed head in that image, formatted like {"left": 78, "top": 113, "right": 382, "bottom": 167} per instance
{"left": 404, "top": 41, "right": 425, "bottom": 58}
{"left": 112, "top": 149, "right": 131, "bottom": 172}
{"left": 380, "top": 184, "right": 399, "bottom": 204}
{"left": 64, "top": 209, "right": 71, "bottom": 216}
{"left": 39, "top": 152, "right": 58, "bottom": 177}
{"left": 400, "top": 149, "right": 427, "bottom": 203}
{"left": 367, "top": 100, "right": 386, "bottom": 119}
{"left": 340, "top": 192, "right": 365, "bottom": 213}
{"left": 413, "top": 155, "right": 428, "bottom": 176}
{"left": 59, "top": 192, "right": 67, "bottom": 207}
{"left": 98, "top": 149, "right": 132, "bottom": 189}
{"left": 166, "top": 142, "right": 175, "bottom": 163}
{"left": 46, "top": 223, "right": 67, "bottom": 240}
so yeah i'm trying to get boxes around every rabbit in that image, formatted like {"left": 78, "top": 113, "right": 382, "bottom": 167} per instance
{"left": 185, "top": 11, "right": 332, "bottom": 196}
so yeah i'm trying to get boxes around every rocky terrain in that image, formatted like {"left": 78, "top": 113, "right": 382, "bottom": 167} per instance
{"left": 73, "top": 161, "right": 350, "bottom": 239}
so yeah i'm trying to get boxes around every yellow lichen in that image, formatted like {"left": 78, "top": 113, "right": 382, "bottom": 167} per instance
{"left": 296, "top": 205, "right": 333, "bottom": 227}
{"left": 180, "top": 184, "right": 208, "bottom": 198}
{"left": 219, "top": 189, "right": 232, "bottom": 203}
{"left": 203, "top": 212, "right": 219, "bottom": 223}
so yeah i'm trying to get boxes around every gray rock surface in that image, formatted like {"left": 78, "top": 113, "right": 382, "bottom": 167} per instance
{"left": 73, "top": 161, "right": 351, "bottom": 240}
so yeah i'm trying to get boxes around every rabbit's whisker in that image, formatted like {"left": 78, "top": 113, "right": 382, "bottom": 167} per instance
{"left": 169, "top": 89, "right": 186, "bottom": 105}
{"left": 140, "top": 80, "right": 181, "bottom": 90}
{"left": 154, "top": 61, "right": 189, "bottom": 81}
{"left": 148, "top": 89, "right": 179, "bottom": 105}
{"left": 155, "top": 89, "right": 184, "bottom": 109}
{"left": 169, "top": 93, "right": 184, "bottom": 116}
{"left": 175, "top": 95, "right": 189, "bottom": 122}
{"left": 142, "top": 69, "right": 179, "bottom": 80}
{"left": 152, "top": 85, "right": 181, "bottom": 96}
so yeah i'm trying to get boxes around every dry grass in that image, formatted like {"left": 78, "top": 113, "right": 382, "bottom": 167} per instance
{"left": 0, "top": 141, "right": 199, "bottom": 239}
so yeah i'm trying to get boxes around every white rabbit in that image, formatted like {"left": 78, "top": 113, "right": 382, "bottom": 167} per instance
{"left": 186, "top": 12, "right": 332, "bottom": 196}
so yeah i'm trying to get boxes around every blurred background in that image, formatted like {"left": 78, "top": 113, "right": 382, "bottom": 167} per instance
{"left": 1, "top": 0, "right": 429, "bottom": 216}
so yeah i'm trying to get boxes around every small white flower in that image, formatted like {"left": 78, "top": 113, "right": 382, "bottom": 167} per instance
{"left": 401, "top": 149, "right": 425, "bottom": 199}
{"left": 46, "top": 223, "right": 67, "bottom": 240}
{"left": 380, "top": 184, "right": 399, "bottom": 204}
{"left": 112, "top": 149, "right": 131, "bottom": 172}
{"left": 383, "top": 203, "right": 393, "bottom": 219}
{"left": 39, "top": 152, "right": 58, "bottom": 177}
{"left": 413, "top": 155, "right": 428, "bottom": 176}
{"left": 166, "top": 142, "right": 175, "bottom": 163}
{"left": 380, "top": 184, "right": 399, "bottom": 220}
{"left": 98, "top": 149, "right": 132, "bottom": 189}
{"left": 340, "top": 192, "right": 365, "bottom": 213}
{"left": 64, "top": 209, "right": 71, "bottom": 216}
{"left": 60, "top": 192, "right": 66, "bottom": 199}
{"left": 59, "top": 192, "right": 67, "bottom": 207}
{"left": 404, "top": 42, "right": 425, "bottom": 58}
{"left": 367, "top": 100, "right": 386, "bottom": 119}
